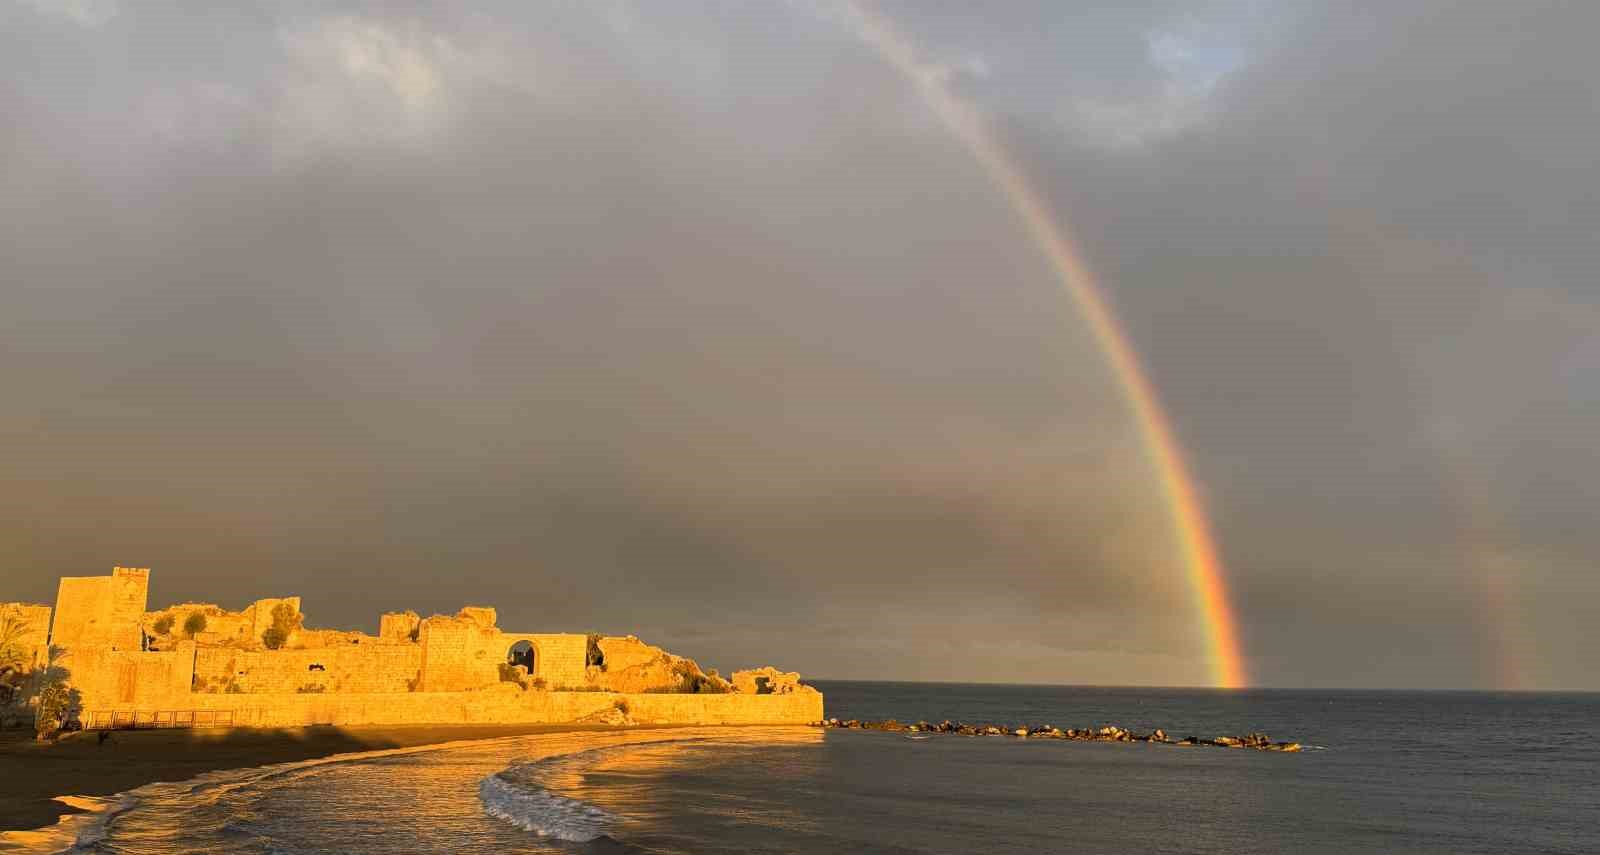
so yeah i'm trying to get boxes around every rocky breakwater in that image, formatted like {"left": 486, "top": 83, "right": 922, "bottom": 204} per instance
{"left": 812, "top": 719, "right": 1302, "bottom": 752}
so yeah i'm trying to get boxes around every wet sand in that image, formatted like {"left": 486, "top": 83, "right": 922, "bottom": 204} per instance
{"left": 0, "top": 723, "right": 627, "bottom": 835}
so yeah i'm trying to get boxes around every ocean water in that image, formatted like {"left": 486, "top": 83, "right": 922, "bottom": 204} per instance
{"left": 58, "top": 683, "right": 1600, "bottom": 853}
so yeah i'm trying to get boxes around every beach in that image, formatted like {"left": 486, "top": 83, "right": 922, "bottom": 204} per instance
{"left": 0, "top": 722, "right": 630, "bottom": 836}
{"left": 3, "top": 685, "right": 1598, "bottom": 852}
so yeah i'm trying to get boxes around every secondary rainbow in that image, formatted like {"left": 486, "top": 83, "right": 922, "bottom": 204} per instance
{"left": 845, "top": 3, "right": 1248, "bottom": 688}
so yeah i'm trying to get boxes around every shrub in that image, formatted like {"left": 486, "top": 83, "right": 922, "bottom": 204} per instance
{"left": 654, "top": 660, "right": 728, "bottom": 694}
{"left": 182, "top": 611, "right": 207, "bottom": 638}
{"left": 696, "top": 676, "right": 730, "bottom": 694}
{"left": 262, "top": 602, "right": 301, "bottom": 650}
{"left": 152, "top": 614, "right": 174, "bottom": 635}
{"left": 296, "top": 683, "right": 326, "bottom": 694}
{"left": 35, "top": 682, "right": 70, "bottom": 740}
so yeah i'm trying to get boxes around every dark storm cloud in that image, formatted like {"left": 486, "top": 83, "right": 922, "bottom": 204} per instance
{"left": 3, "top": 1, "right": 1595, "bottom": 687}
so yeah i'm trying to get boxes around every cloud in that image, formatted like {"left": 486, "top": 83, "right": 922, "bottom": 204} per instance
{"left": 2, "top": 1, "right": 1597, "bottom": 688}
{"left": 271, "top": 15, "right": 455, "bottom": 152}
{"left": 18, "top": 0, "right": 118, "bottom": 27}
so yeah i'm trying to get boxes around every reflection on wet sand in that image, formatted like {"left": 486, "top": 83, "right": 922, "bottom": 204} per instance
{"left": 72, "top": 727, "right": 824, "bottom": 854}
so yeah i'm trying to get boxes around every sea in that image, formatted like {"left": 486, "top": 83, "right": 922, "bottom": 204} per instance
{"left": 44, "top": 682, "right": 1600, "bottom": 853}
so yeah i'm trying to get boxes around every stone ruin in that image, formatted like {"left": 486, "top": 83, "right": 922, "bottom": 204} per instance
{"left": 2, "top": 567, "right": 822, "bottom": 730}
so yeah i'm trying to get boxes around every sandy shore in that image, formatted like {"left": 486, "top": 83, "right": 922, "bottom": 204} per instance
{"left": 0, "top": 723, "right": 629, "bottom": 836}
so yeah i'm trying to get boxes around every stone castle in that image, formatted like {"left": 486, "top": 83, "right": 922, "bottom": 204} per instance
{"left": 1, "top": 567, "right": 821, "bottom": 729}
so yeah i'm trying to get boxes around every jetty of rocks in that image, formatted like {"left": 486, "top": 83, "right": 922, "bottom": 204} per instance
{"left": 810, "top": 719, "right": 1302, "bottom": 752}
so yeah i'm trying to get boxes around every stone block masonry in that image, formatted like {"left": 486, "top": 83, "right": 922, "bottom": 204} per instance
{"left": 80, "top": 687, "right": 824, "bottom": 728}
{"left": 22, "top": 568, "right": 823, "bottom": 729}
{"left": 50, "top": 567, "right": 148, "bottom": 652}
{"left": 194, "top": 645, "right": 423, "bottom": 695}
{"left": 379, "top": 611, "right": 421, "bottom": 641}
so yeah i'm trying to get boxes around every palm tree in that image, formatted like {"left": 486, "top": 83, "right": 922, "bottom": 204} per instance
{"left": 0, "top": 613, "right": 31, "bottom": 674}
{"left": 0, "top": 614, "right": 34, "bottom": 707}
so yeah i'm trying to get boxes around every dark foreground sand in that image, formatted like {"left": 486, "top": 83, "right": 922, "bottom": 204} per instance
{"left": 0, "top": 723, "right": 627, "bottom": 835}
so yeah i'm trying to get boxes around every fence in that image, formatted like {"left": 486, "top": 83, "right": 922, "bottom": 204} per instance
{"left": 80, "top": 709, "right": 237, "bottom": 730}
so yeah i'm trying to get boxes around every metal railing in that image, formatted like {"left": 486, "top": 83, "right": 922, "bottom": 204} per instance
{"left": 81, "top": 709, "right": 237, "bottom": 730}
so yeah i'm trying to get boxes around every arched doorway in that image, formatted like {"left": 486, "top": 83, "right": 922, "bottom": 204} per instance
{"left": 506, "top": 640, "right": 535, "bottom": 675}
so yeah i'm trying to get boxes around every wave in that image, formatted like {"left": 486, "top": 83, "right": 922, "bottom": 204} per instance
{"left": 0, "top": 795, "right": 135, "bottom": 855}
{"left": 474, "top": 739, "right": 720, "bottom": 841}
{"left": 0, "top": 732, "right": 563, "bottom": 855}
{"left": 6, "top": 727, "right": 794, "bottom": 853}
{"left": 478, "top": 772, "right": 617, "bottom": 842}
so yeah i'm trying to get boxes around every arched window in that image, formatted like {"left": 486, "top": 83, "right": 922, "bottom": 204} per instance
{"left": 507, "top": 640, "right": 535, "bottom": 674}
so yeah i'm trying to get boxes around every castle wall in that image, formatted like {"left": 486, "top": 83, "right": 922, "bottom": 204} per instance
{"left": 504, "top": 633, "right": 589, "bottom": 688}
{"left": 145, "top": 596, "right": 303, "bottom": 649}
{"left": 247, "top": 596, "right": 301, "bottom": 641}
{"left": 290, "top": 628, "right": 382, "bottom": 650}
{"left": 77, "top": 687, "right": 824, "bottom": 728}
{"left": 193, "top": 644, "right": 421, "bottom": 695}
{"left": 379, "top": 611, "right": 421, "bottom": 641}
{"left": 417, "top": 617, "right": 591, "bottom": 692}
{"left": 417, "top": 614, "right": 502, "bottom": 692}
{"left": 64, "top": 642, "right": 195, "bottom": 708}
{"left": 27, "top": 569, "right": 824, "bottom": 732}
{"left": 146, "top": 603, "right": 253, "bottom": 645}
{"left": 50, "top": 567, "right": 148, "bottom": 652}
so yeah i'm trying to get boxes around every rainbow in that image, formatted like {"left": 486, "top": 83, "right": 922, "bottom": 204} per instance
{"left": 844, "top": 3, "right": 1248, "bottom": 688}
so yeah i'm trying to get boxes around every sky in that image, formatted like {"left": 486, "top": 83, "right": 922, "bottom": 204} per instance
{"left": 3, "top": 1, "right": 1597, "bottom": 690}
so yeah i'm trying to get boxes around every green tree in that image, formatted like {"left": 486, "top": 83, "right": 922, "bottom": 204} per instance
{"left": 261, "top": 602, "right": 301, "bottom": 650}
{"left": 35, "top": 682, "right": 71, "bottom": 740}
{"left": 0, "top": 614, "right": 33, "bottom": 707}
{"left": 0, "top": 614, "right": 30, "bottom": 675}
{"left": 31, "top": 646, "right": 77, "bottom": 740}
{"left": 182, "top": 611, "right": 208, "bottom": 638}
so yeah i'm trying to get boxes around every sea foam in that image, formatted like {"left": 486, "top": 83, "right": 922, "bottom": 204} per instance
{"left": 478, "top": 772, "right": 616, "bottom": 841}
{"left": 0, "top": 794, "right": 134, "bottom": 855}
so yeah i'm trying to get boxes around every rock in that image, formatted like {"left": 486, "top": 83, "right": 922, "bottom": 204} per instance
{"left": 802, "top": 718, "right": 1301, "bottom": 754}
{"left": 455, "top": 606, "right": 498, "bottom": 629}
{"left": 731, "top": 666, "right": 814, "bottom": 696}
